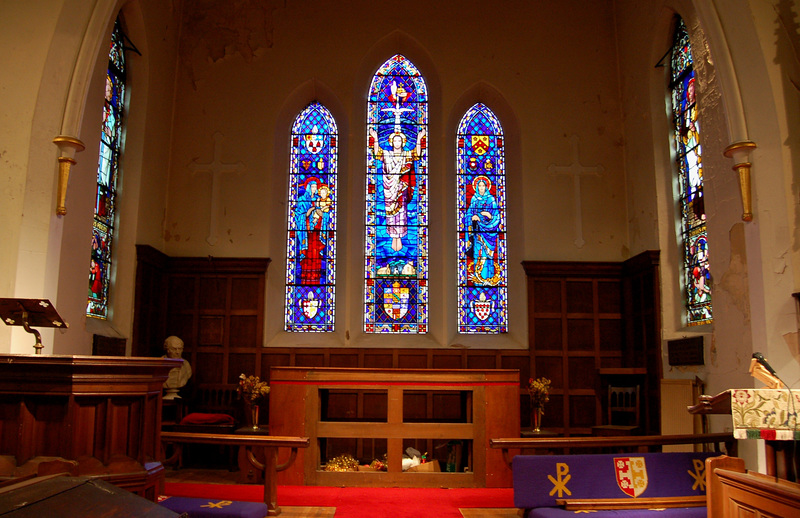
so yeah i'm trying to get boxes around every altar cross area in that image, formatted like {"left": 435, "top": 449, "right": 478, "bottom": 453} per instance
{"left": 189, "top": 132, "right": 245, "bottom": 245}
{"left": 548, "top": 134, "right": 604, "bottom": 248}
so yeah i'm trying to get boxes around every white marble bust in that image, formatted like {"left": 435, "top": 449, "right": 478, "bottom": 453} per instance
{"left": 162, "top": 335, "right": 192, "bottom": 398}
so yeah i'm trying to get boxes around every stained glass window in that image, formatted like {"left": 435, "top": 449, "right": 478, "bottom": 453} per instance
{"left": 670, "top": 17, "right": 712, "bottom": 325}
{"left": 364, "top": 55, "right": 428, "bottom": 333}
{"left": 87, "top": 17, "right": 126, "bottom": 319}
{"left": 285, "top": 102, "right": 338, "bottom": 332}
{"left": 456, "top": 104, "right": 508, "bottom": 333}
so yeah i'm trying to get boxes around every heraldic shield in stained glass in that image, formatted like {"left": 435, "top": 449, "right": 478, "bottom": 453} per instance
{"left": 364, "top": 55, "right": 428, "bottom": 334}
{"left": 456, "top": 104, "right": 508, "bottom": 333}
{"left": 671, "top": 17, "right": 711, "bottom": 326}
{"left": 285, "top": 102, "right": 338, "bottom": 332}
{"left": 88, "top": 18, "right": 126, "bottom": 320}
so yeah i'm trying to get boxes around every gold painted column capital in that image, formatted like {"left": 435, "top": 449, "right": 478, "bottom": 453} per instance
{"left": 723, "top": 140, "right": 757, "bottom": 222}
{"left": 52, "top": 135, "right": 86, "bottom": 216}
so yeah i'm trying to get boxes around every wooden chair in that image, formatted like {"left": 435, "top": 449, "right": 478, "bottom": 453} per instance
{"left": 592, "top": 385, "right": 640, "bottom": 436}
{"left": 163, "top": 385, "right": 241, "bottom": 469}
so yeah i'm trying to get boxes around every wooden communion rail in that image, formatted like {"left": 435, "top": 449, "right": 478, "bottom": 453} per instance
{"left": 161, "top": 431, "right": 309, "bottom": 516}
{"left": 490, "top": 432, "right": 736, "bottom": 468}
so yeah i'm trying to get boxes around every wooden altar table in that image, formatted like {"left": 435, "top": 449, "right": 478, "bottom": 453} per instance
{"left": 269, "top": 366, "right": 519, "bottom": 488}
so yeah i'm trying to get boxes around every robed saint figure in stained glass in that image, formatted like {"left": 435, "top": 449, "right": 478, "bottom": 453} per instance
{"left": 670, "top": 17, "right": 712, "bottom": 325}
{"left": 457, "top": 103, "right": 508, "bottom": 333}
{"left": 285, "top": 103, "right": 338, "bottom": 332}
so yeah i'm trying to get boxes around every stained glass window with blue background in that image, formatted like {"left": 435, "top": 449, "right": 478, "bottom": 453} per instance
{"left": 671, "top": 17, "right": 712, "bottom": 325}
{"left": 285, "top": 102, "right": 338, "bottom": 332}
{"left": 364, "top": 55, "right": 428, "bottom": 333}
{"left": 456, "top": 103, "right": 508, "bottom": 333}
{"left": 87, "top": 17, "right": 126, "bottom": 319}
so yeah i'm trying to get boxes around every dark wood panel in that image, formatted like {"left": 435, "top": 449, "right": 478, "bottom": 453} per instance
{"left": 198, "top": 316, "right": 224, "bottom": 345}
{"left": 431, "top": 353, "right": 463, "bottom": 369}
{"left": 403, "top": 392, "right": 427, "bottom": 421}
{"left": 397, "top": 353, "right": 428, "bottom": 369}
{"left": 363, "top": 352, "right": 393, "bottom": 368}
{"left": 330, "top": 353, "right": 359, "bottom": 368}
{"left": 566, "top": 281, "right": 594, "bottom": 313}
{"left": 566, "top": 319, "right": 594, "bottom": 350}
{"left": 466, "top": 354, "right": 498, "bottom": 369}
{"left": 230, "top": 277, "right": 261, "bottom": 310}
{"left": 195, "top": 353, "right": 224, "bottom": 384}
{"left": 295, "top": 353, "right": 325, "bottom": 367}
{"left": 228, "top": 353, "right": 256, "bottom": 384}
{"left": 523, "top": 252, "right": 660, "bottom": 436}
{"left": 199, "top": 278, "right": 227, "bottom": 310}
{"left": 532, "top": 280, "right": 561, "bottom": 312}
{"left": 167, "top": 277, "right": 196, "bottom": 312}
{"left": 229, "top": 315, "right": 258, "bottom": 346}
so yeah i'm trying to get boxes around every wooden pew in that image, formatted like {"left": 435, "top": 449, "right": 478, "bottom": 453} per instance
{"left": 706, "top": 455, "right": 800, "bottom": 517}
{"left": 161, "top": 431, "right": 309, "bottom": 516}
{"left": 490, "top": 432, "right": 736, "bottom": 469}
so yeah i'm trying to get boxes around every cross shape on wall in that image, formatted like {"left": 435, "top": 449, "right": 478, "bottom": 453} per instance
{"left": 548, "top": 134, "right": 604, "bottom": 248}
{"left": 189, "top": 132, "right": 245, "bottom": 245}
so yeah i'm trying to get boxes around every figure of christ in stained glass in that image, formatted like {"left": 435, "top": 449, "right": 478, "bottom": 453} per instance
{"left": 87, "top": 18, "right": 125, "bottom": 319}
{"left": 285, "top": 102, "right": 338, "bottom": 332}
{"left": 364, "top": 55, "right": 428, "bottom": 334}
{"left": 671, "top": 17, "right": 711, "bottom": 325}
{"left": 456, "top": 103, "right": 508, "bottom": 334}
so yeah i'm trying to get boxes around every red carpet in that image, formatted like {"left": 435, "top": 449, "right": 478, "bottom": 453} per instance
{"left": 164, "top": 483, "right": 514, "bottom": 517}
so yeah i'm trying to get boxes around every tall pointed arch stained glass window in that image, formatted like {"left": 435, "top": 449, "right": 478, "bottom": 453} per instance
{"left": 87, "top": 17, "right": 126, "bottom": 319}
{"left": 457, "top": 104, "right": 508, "bottom": 333}
{"left": 285, "top": 102, "right": 338, "bottom": 332}
{"left": 670, "top": 17, "right": 712, "bottom": 325}
{"left": 364, "top": 55, "right": 428, "bottom": 333}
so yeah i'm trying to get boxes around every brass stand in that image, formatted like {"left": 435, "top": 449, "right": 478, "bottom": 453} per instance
{"left": 0, "top": 298, "right": 68, "bottom": 354}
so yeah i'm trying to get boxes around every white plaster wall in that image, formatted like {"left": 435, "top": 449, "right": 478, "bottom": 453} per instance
{"left": 163, "top": 0, "right": 629, "bottom": 350}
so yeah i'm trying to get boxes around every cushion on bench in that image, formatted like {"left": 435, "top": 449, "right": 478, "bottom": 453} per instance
{"left": 514, "top": 451, "right": 716, "bottom": 517}
{"left": 530, "top": 508, "right": 706, "bottom": 517}
{"left": 179, "top": 413, "right": 236, "bottom": 425}
{"left": 159, "top": 496, "right": 268, "bottom": 518}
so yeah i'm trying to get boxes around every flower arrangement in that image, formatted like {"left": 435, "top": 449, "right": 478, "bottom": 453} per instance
{"left": 238, "top": 374, "right": 270, "bottom": 406}
{"left": 527, "top": 377, "right": 551, "bottom": 412}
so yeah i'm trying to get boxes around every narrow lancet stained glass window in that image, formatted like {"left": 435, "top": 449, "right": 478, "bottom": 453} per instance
{"left": 456, "top": 104, "right": 508, "bottom": 333}
{"left": 670, "top": 17, "right": 712, "bottom": 325}
{"left": 364, "top": 55, "right": 428, "bottom": 333}
{"left": 87, "top": 17, "right": 126, "bottom": 319}
{"left": 285, "top": 102, "right": 338, "bottom": 331}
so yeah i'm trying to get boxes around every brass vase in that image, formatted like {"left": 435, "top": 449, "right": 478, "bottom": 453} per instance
{"left": 532, "top": 407, "right": 543, "bottom": 432}
{"left": 250, "top": 404, "right": 260, "bottom": 430}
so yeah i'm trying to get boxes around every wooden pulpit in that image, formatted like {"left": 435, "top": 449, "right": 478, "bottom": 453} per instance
{"left": 0, "top": 354, "right": 181, "bottom": 500}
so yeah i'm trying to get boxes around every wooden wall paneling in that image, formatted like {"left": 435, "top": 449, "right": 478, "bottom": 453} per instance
{"left": 523, "top": 261, "right": 625, "bottom": 436}
{"left": 466, "top": 353, "right": 500, "bottom": 370}
{"left": 363, "top": 351, "right": 393, "bottom": 368}
{"left": 228, "top": 353, "right": 257, "bottom": 383}
{"left": 397, "top": 352, "right": 428, "bottom": 369}
{"left": 330, "top": 352, "right": 359, "bottom": 368}
{"left": 138, "top": 251, "right": 661, "bottom": 446}
{"left": 295, "top": 352, "right": 326, "bottom": 367}
{"left": 163, "top": 257, "right": 269, "bottom": 418}
{"left": 432, "top": 351, "right": 465, "bottom": 369}
{"left": 622, "top": 251, "right": 661, "bottom": 435}
{"left": 132, "top": 245, "right": 170, "bottom": 357}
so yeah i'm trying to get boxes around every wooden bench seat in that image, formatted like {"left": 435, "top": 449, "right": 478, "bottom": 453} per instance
{"left": 161, "top": 431, "right": 309, "bottom": 516}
